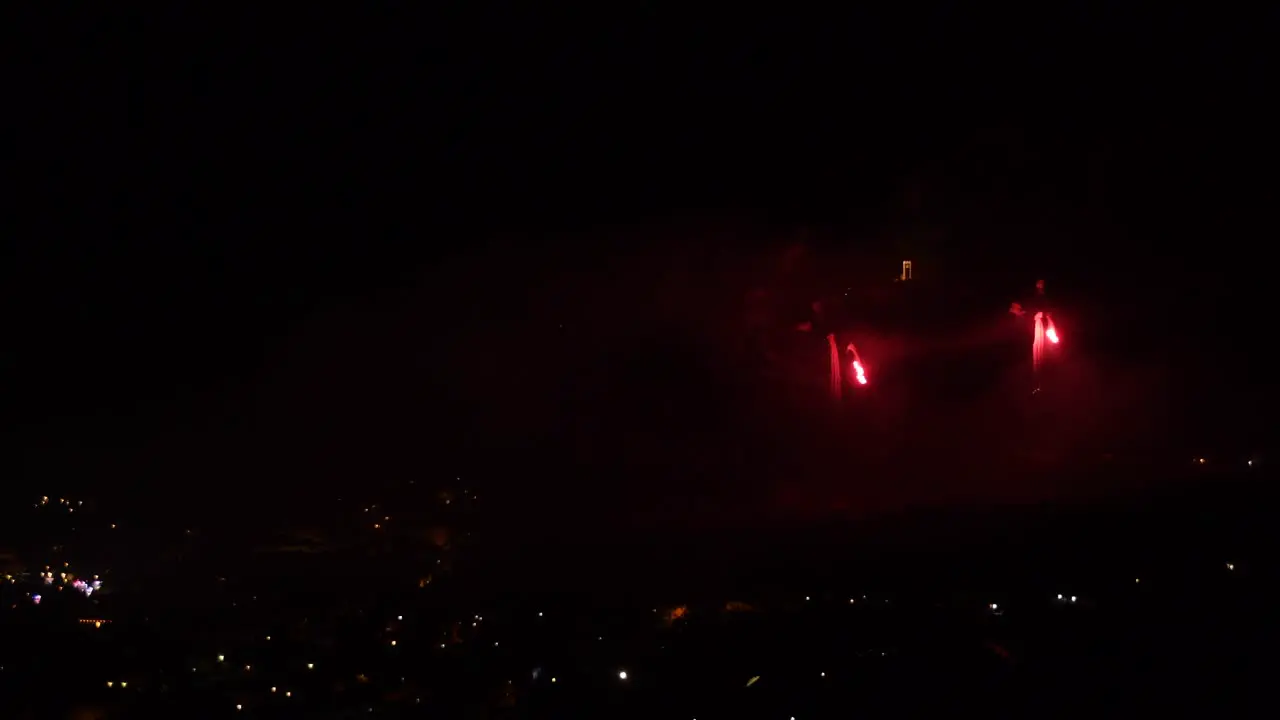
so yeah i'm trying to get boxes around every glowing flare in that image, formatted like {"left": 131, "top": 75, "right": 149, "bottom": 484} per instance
{"left": 1046, "top": 327, "right": 1058, "bottom": 344}
{"left": 845, "top": 342, "right": 868, "bottom": 385}
{"left": 1033, "top": 312, "right": 1045, "bottom": 372}
{"left": 826, "top": 334, "right": 842, "bottom": 400}
{"left": 851, "top": 360, "right": 867, "bottom": 385}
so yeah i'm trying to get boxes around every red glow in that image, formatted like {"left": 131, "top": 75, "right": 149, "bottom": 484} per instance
{"left": 827, "top": 334, "right": 842, "bottom": 400}
{"left": 852, "top": 360, "right": 868, "bottom": 385}
{"left": 1046, "top": 327, "right": 1059, "bottom": 344}
{"left": 845, "top": 341, "right": 869, "bottom": 386}
{"left": 1032, "top": 312, "right": 1045, "bottom": 372}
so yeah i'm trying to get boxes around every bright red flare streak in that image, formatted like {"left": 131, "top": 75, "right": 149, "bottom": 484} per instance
{"left": 827, "top": 333, "right": 842, "bottom": 401}
{"left": 845, "top": 342, "right": 869, "bottom": 385}
{"left": 1033, "top": 312, "right": 1046, "bottom": 372}
{"left": 1046, "top": 327, "right": 1059, "bottom": 344}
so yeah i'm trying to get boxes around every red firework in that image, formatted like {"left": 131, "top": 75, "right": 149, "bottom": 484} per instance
{"left": 845, "top": 342, "right": 869, "bottom": 385}
{"left": 827, "top": 334, "right": 843, "bottom": 400}
{"left": 1033, "top": 311, "right": 1061, "bottom": 380}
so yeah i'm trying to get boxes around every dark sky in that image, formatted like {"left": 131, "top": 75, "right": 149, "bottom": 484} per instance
{"left": 8, "top": 7, "right": 1276, "bottom": 532}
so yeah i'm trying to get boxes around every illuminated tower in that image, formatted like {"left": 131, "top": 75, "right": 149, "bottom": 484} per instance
{"left": 900, "top": 260, "right": 913, "bottom": 281}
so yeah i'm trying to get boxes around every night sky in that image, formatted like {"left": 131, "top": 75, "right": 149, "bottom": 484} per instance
{"left": 8, "top": 8, "right": 1275, "bottom": 537}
